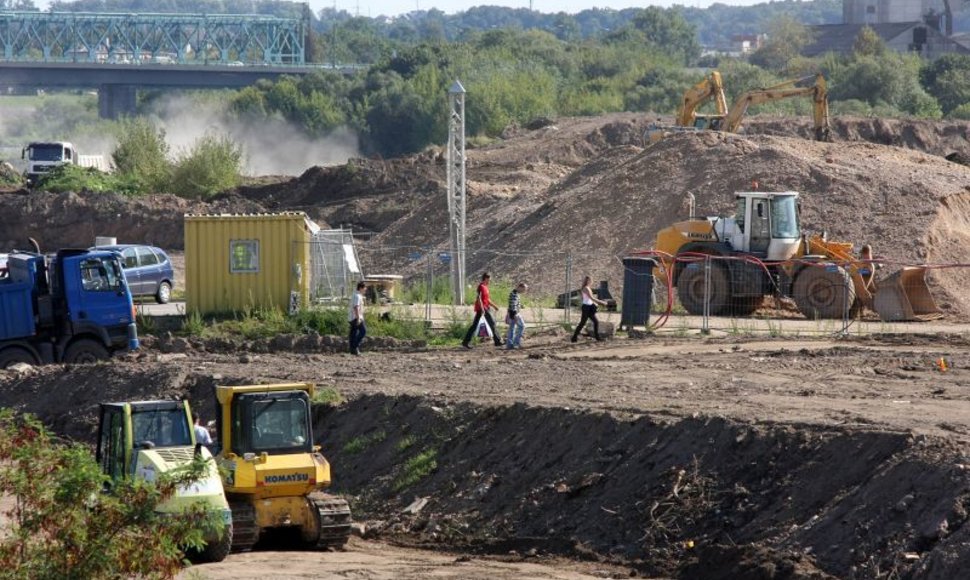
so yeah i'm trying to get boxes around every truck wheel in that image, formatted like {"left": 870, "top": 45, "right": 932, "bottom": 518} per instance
{"left": 793, "top": 266, "right": 856, "bottom": 319}
{"left": 155, "top": 281, "right": 172, "bottom": 304}
{"left": 63, "top": 339, "right": 109, "bottom": 365}
{"left": 676, "top": 262, "right": 729, "bottom": 316}
{"left": 0, "top": 348, "right": 37, "bottom": 369}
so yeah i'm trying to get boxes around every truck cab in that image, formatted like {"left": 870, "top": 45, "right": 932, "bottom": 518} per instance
{"left": 0, "top": 249, "right": 138, "bottom": 367}
{"left": 22, "top": 141, "right": 78, "bottom": 187}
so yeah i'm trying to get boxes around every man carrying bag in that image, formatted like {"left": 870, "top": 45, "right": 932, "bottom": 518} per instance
{"left": 462, "top": 272, "right": 503, "bottom": 349}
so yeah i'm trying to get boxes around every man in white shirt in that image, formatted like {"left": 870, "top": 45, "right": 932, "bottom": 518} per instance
{"left": 194, "top": 416, "right": 212, "bottom": 445}
{"left": 348, "top": 281, "right": 367, "bottom": 355}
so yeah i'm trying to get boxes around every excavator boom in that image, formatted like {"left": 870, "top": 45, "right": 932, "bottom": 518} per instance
{"left": 723, "top": 73, "right": 830, "bottom": 140}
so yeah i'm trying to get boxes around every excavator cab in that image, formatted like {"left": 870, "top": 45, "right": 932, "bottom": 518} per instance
{"left": 214, "top": 383, "right": 352, "bottom": 553}
{"left": 96, "top": 400, "right": 232, "bottom": 562}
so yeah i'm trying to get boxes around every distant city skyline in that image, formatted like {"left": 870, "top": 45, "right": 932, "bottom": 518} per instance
{"left": 34, "top": 1, "right": 771, "bottom": 18}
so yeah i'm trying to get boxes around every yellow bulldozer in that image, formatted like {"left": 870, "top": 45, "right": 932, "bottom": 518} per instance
{"left": 647, "top": 72, "right": 831, "bottom": 144}
{"left": 213, "top": 383, "right": 352, "bottom": 552}
{"left": 652, "top": 191, "right": 941, "bottom": 321}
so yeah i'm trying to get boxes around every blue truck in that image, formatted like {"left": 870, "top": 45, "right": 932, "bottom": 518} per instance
{"left": 0, "top": 249, "right": 138, "bottom": 367}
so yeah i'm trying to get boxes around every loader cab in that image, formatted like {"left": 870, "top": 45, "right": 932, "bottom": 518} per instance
{"left": 96, "top": 400, "right": 195, "bottom": 481}
{"left": 718, "top": 192, "right": 801, "bottom": 260}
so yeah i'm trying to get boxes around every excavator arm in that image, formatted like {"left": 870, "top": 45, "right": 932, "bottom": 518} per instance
{"left": 677, "top": 71, "right": 728, "bottom": 127}
{"left": 723, "top": 73, "right": 831, "bottom": 141}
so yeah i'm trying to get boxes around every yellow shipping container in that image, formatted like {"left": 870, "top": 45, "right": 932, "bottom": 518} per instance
{"left": 184, "top": 212, "right": 314, "bottom": 314}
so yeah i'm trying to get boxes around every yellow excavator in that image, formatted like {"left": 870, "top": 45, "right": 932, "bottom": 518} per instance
{"left": 213, "top": 383, "right": 352, "bottom": 552}
{"left": 652, "top": 191, "right": 941, "bottom": 321}
{"left": 646, "top": 71, "right": 728, "bottom": 143}
{"left": 647, "top": 72, "right": 831, "bottom": 143}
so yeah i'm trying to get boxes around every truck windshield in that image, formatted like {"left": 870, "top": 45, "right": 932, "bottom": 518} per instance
{"left": 770, "top": 196, "right": 800, "bottom": 239}
{"left": 79, "top": 257, "right": 125, "bottom": 292}
{"left": 27, "top": 145, "right": 65, "bottom": 162}
{"left": 132, "top": 408, "right": 192, "bottom": 448}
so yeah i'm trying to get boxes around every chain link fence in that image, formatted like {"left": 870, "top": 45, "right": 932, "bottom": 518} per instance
{"left": 303, "top": 241, "right": 959, "bottom": 337}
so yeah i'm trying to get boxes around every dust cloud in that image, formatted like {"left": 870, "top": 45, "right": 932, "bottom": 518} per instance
{"left": 150, "top": 95, "right": 360, "bottom": 176}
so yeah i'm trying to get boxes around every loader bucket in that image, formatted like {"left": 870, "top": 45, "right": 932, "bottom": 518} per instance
{"left": 872, "top": 267, "right": 943, "bottom": 322}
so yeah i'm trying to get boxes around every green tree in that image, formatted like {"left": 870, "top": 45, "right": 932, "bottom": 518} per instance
{"left": 920, "top": 54, "right": 970, "bottom": 116}
{"left": 852, "top": 26, "right": 887, "bottom": 58}
{"left": 111, "top": 118, "right": 171, "bottom": 193}
{"left": 749, "top": 16, "right": 816, "bottom": 73}
{"left": 170, "top": 133, "right": 243, "bottom": 199}
{"left": 830, "top": 53, "right": 941, "bottom": 118}
{"left": 0, "top": 410, "right": 216, "bottom": 579}
{"left": 627, "top": 7, "right": 700, "bottom": 66}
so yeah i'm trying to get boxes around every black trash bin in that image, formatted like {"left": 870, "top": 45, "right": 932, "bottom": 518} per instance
{"left": 620, "top": 256, "right": 656, "bottom": 329}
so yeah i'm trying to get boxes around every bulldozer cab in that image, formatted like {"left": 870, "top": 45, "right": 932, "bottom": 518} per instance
{"left": 225, "top": 389, "right": 313, "bottom": 457}
{"left": 96, "top": 400, "right": 195, "bottom": 481}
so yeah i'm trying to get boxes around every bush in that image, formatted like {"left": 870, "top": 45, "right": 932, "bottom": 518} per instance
{"left": 169, "top": 133, "right": 243, "bottom": 199}
{"left": 36, "top": 163, "right": 136, "bottom": 195}
{"left": 0, "top": 410, "right": 215, "bottom": 579}
{"left": 111, "top": 118, "right": 171, "bottom": 193}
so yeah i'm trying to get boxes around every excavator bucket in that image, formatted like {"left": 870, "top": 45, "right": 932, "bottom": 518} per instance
{"left": 872, "top": 267, "right": 943, "bottom": 322}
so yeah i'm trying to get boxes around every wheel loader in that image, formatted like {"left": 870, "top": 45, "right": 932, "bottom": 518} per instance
{"left": 96, "top": 400, "right": 232, "bottom": 562}
{"left": 212, "top": 383, "right": 352, "bottom": 552}
{"left": 651, "top": 191, "right": 942, "bottom": 321}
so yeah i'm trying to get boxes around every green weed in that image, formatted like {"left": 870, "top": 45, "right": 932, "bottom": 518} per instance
{"left": 312, "top": 386, "right": 343, "bottom": 405}
{"left": 393, "top": 448, "right": 438, "bottom": 491}
{"left": 396, "top": 435, "right": 417, "bottom": 452}
{"left": 342, "top": 430, "right": 387, "bottom": 455}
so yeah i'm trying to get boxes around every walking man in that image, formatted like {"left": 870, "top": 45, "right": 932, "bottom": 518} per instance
{"left": 505, "top": 282, "right": 527, "bottom": 349}
{"left": 348, "top": 281, "right": 367, "bottom": 355}
{"left": 462, "top": 272, "right": 503, "bottom": 349}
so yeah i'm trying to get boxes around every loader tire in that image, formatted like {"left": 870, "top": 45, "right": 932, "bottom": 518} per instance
{"left": 677, "top": 262, "right": 729, "bottom": 316}
{"left": 191, "top": 524, "right": 233, "bottom": 563}
{"left": 229, "top": 501, "right": 259, "bottom": 553}
{"left": 304, "top": 493, "right": 352, "bottom": 550}
{"left": 793, "top": 266, "right": 856, "bottom": 319}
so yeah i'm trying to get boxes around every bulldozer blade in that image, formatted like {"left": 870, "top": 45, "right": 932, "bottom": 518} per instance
{"left": 872, "top": 267, "right": 943, "bottom": 322}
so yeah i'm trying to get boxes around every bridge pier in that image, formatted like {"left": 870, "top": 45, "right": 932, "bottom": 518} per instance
{"left": 98, "top": 84, "right": 137, "bottom": 119}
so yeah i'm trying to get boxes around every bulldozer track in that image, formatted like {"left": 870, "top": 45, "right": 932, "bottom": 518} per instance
{"left": 309, "top": 493, "right": 352, "bottom": 549}
{"left": 229, "top": 500, "right": 259, "bottom": 553}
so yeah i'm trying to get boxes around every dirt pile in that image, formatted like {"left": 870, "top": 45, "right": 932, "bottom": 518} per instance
{"left": 2, "top": 114, "right": 969, "bottom": 315}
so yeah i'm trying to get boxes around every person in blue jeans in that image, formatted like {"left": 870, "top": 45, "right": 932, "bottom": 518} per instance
{"left": 505, "top": 282, "right": 527, "bottom": 349}
{"left": 348, "top": 281, "right": 367, "bottom": 355}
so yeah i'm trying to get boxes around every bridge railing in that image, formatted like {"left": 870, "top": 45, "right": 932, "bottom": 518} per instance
{"left": 0, "top": 11, "right": 305, "bottom": 65}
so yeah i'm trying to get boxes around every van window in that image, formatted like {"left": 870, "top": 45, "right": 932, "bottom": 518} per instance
{"left": 137, "top": 246, "right": 159, "bottom": 266}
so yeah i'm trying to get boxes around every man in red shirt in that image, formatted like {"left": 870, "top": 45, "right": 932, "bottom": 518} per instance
{"left": 462, "top": 272, "right": 503, "bottom": 349}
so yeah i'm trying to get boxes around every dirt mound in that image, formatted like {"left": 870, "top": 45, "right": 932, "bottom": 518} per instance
{"left": 0, "top": 190, "right": 263, "bottom": 251}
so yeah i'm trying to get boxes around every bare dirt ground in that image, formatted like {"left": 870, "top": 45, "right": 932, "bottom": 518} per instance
{"left": 2, "top": 332, "right": 970, "bottom": 579}
{"left": 2, "top": 113, "right": 970, "bottom": 578}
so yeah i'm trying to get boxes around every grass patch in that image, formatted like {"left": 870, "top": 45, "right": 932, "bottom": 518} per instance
{"left": 395, "top": 434, "right": 417, "bottom": 452}
{"left": 393, "top": 448, "right": 438, "bottom": 491}
{"left": 342, "top": 430, "right": 387, "bottom": 455}
{"left": 312, "top": 386, "right": 343, "bottom": 405}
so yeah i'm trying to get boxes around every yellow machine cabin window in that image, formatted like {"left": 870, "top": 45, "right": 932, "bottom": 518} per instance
{"left": 131, "top": 408, "right": 192, "bottom": 448}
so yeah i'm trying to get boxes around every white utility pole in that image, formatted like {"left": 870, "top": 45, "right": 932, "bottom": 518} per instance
{"left": 446, "top": 79, "right": 467, "bottom": 306}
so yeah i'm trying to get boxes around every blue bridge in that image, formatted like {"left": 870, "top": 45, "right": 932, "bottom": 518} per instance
{"left": 0, "top": 11, "right": 336, "bottom": 118}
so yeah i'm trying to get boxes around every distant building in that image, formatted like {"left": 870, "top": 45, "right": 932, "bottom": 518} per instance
{"left": 803, "top": 21, "right": 970, "bottom": 58}
{"left": 843, "top": 0, "right": 945, "bottom": 26}
{"left": 731, "top": 34, "right": 764, "bottom": 54}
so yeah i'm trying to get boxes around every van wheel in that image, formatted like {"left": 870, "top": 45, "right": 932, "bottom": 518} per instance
{"left": 0, "top": 347, "right": 37, "bottom": 369}
{"left": 63, "top": 339, "right": 109, "bottom": 365}
{"left": 155, "top": 281, "right": 172, "bottom": 304}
